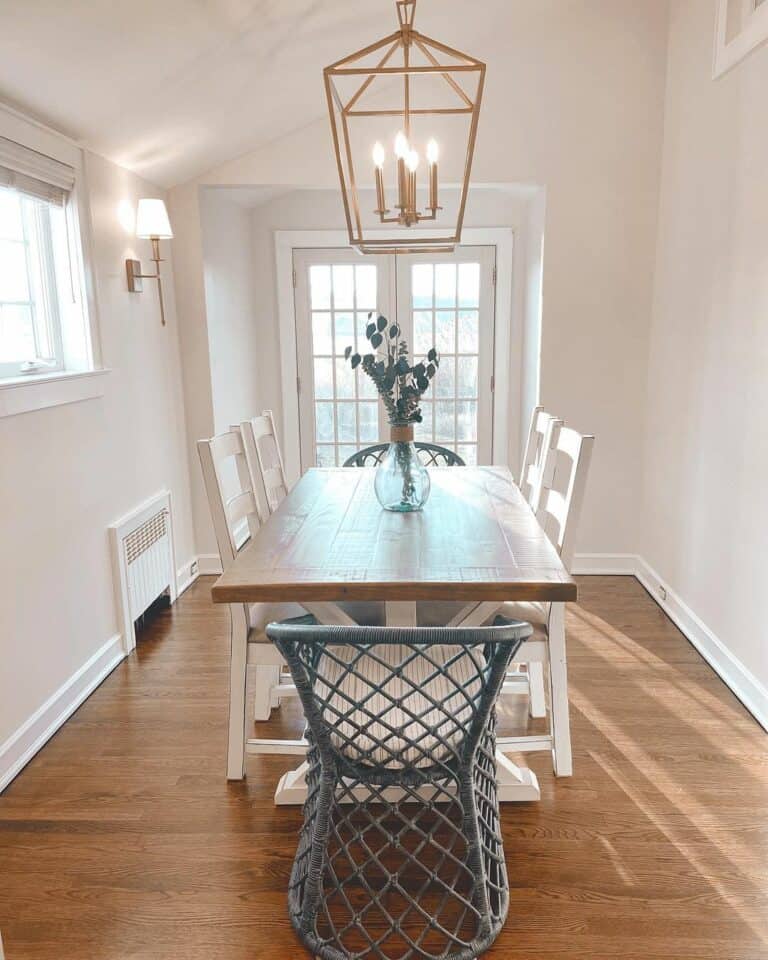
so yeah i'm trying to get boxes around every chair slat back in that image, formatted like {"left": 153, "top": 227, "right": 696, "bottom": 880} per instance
{"left": 520, "top": 406, "right": 563, "bottom": 510}
{"left": 197, "top": 429, "right": 262, "bottom": 571}
{"left": 536, "top": 425, "right": 594, "bottom": 571}
{"left": 240, "top": 410, "right": 289, "bottom": 515}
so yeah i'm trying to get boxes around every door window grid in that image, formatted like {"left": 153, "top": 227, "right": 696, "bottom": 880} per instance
{"left": 411, "top": 262, "right": 480, "bottom": 466}
{"left": 310, "top": 263, "right": 380, "bottom": 467}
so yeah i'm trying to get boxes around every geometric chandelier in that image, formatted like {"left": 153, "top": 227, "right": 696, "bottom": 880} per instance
{"left": 324, "top": 0, "right": 485, "bottom": 254}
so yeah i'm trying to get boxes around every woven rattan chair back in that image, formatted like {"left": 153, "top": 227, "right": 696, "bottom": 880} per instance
{"left": 344, "top": 442, "right": 465, "bottom": 468}
{"left": 267, "top": 618, "right": 532, "bottom": 960}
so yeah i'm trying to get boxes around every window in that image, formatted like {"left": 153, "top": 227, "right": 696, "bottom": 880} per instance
{"left": 0, "top": 136, "right": 90, "bottom": 381}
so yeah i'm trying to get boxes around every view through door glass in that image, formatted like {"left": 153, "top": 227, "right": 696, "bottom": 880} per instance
{"left": 294, "top": 247, "right": 495, "bottom": 470}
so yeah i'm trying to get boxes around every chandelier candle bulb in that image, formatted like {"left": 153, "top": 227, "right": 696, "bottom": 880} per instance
{"left": 394, "top": 131, "right": 409, "bottom": 213}
{"left": 427, "top": 139, "right": 440, "bottom": 211}
{"left": 373, "top": 142, "right": 388, "bottom": 215}
{"left": 406, "top": 149, "right": 420, "bottom": 223}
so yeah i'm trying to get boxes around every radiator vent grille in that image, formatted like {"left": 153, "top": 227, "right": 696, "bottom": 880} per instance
{"left": 125, "top": 510, "right": 168, "bottom": 565}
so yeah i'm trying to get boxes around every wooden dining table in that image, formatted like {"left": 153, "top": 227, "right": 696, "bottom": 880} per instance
{"left": 212, "top": 465, "right": 577, "bottom": 803}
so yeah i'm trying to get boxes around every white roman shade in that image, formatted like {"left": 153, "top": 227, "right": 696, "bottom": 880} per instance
{"left": 0, "top": 135, "right": 75, "bottom": 205}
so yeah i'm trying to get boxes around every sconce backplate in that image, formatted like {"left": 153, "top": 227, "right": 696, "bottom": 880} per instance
{"left": 126, "top": 259, "right": 143, "bottom": 293}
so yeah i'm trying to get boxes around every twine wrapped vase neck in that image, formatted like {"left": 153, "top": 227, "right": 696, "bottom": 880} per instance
{"left": 390, "top": 424, "right": 415, "bottom": 443}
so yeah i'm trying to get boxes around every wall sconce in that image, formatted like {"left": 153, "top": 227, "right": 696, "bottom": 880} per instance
{"left": 126, "top": 198, "right": 174, "bottom": 325}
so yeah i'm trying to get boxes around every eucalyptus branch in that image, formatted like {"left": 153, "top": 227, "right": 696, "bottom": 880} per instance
{"left": 345, "top": 314, "right": 440, "bottom": 426}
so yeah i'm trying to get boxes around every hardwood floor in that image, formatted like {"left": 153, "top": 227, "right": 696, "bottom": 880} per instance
{"left": 1, "top": 576, "right": 766, "bottom": 959}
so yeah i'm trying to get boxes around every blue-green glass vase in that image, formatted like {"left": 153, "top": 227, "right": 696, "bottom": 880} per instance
{"left": 374, "top": 426, "right": 431, "bottom": 512}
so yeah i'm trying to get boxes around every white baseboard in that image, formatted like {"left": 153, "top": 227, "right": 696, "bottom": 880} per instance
{"left": 0, "top": 633, "right": 125, "bottom": 793}
{"left": 195, "top": 520, "right": 247, "bottom": 578}
{"left": 176, "top": 556, "right": 200, "bottom": 596}
{"left": 572, "top": 553, "right": 639, "bottom": 575}
{"left": 197, "top": 554, "right": 223, "bottom": 576}
{"left": 574, "top": 552, "right": 768, "bottom": 732}
{"left": 634, "top": 557, "right": 768, "bottom": 733}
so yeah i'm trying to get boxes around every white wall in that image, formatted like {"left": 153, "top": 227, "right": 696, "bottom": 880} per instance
{"left": 199, "top": 190, "right": 261, "bottom": 433}
{"left": 642, "top": 0, "right": 768, "bottom": 700}
{"left": 170, "top": 0, "right": 670, "bottom": 561}
{"left": 0, "top": 137, "right": 195, "bottom": 785}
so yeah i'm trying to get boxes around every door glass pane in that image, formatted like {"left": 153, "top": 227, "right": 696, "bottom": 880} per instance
{"left": 310, "top": 265, "right": 331, "bottom": 310}
{"left": 315, "top": 402, "right": 334, "bottom": 443}
{"left": 356, "top": 265, "right": 377, "bottom": 310}
{"left": 306, "top": 260, "right": 383, "bottom": 466}
{"left": 413, "top": 311, "right": 433, "bottom": 356}
{"left": 334, "top": 313, "right": 354, "bottom": 354}
{"left": 312, "top": 312, "right": 332, "bottom": 355}
{"left": 458, "top": 263, "right": 480, "bottom": 308}
{"left": 412, "top": 264, "right": 433, "bottom": 308}
{"left": 434, "top": 264, "right": 456, "bottom": 308}
{"left": 435, "top": 401, "right": 455, "bottom": 443}
{"left": 359, "top": 402, "right": 379, "bottom": 442}
{"left": 337, "top": 402, "right": 357, "bottom": 442}
{"left": 332, "top": 265, "right": 354, "bottom": 309}
{"left": 313, "top": 358, "right": 333, "bottom": 399}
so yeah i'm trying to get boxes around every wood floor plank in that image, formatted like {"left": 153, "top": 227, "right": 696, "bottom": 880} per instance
{"left": 1, "top": 574, "right": 767, "bottom": 959}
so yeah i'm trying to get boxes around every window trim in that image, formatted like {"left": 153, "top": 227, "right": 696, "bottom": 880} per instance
{"left": 275, "top": 228, "right": 516, "bottom": 484}
{"left": 713, "top": 0, "right": 768, "bottom": 78}
{"left": 0, "top": 103, "right": 104, "bottom": 391}
{"left": 0, "top": 367, "right": 110, "bottom": 419}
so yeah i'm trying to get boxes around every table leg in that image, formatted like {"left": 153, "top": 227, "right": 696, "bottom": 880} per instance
{"left": 274, "top": 753, "right": 541, "bottom": 805}
{"left": 304, "top": 602, "right": 358, "bottom": 626}
{"left": 495, "top": 750, "right": 541, "bottom": 801}
{"left": 385, "top": 602, "right": 417, "bottom": 626}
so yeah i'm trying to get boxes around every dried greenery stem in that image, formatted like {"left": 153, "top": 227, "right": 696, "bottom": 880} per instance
{"left": 345, "top": 313, "right": 440, "bottom": 426}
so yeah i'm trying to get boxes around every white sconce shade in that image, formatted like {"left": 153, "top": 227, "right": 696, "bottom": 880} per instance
{"left": 135, "top": 198, "right": 173, "bottom": 239}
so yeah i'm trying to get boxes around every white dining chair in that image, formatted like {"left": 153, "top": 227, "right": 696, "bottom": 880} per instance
{"left": 497, "top": 423, "right": 594, "bottom": 772}
{"left": 239, "top": 410, "right": 289, "bottom": 516}
{"left": 198, "top": 428, "right": 308, "bottom": 780}
{"left": 239, "top": 415, "right": 385, "bottom": 630}
{"left": 432, "top": 423, "right": 593, "bottom": 778}
{"left": 519, "top": 406, "right": 563, "bottom": 512}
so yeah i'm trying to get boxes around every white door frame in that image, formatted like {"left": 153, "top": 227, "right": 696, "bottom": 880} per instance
{"left": 275, "top": 228, "right": 517, "bottom": 484}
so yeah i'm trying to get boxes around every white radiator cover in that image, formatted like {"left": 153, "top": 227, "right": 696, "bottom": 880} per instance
{"left": 110, "top": 491, "right": 177, "bottom": 652}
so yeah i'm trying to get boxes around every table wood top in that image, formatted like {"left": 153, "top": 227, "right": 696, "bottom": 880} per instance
{"left": 211, "top": 466, "right": 577, "bottom": 604}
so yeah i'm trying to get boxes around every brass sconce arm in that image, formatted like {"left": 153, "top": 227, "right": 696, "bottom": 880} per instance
{"left": 126, "top": 237, "right": 167, "bottom": 326}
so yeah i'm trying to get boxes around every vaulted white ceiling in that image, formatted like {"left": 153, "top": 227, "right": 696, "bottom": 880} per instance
{"left": 0, "top": 0, "right": 508, "bottom": 188}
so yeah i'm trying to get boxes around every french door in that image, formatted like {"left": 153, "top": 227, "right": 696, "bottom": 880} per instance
{"left": 293, "top": 246, "right": 496, "bottom": 470}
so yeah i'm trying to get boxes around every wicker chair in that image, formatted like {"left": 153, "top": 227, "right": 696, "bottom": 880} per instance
{"left": 344, "top": 442, "right": 465, "bottom": 468}
{"left": 267, "top": 616, "right": 532, "bottom": 960}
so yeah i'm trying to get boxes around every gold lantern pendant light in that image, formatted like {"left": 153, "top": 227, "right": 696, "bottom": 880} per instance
{"left": 324, "top": 0, "right": 485, "bottom": 254}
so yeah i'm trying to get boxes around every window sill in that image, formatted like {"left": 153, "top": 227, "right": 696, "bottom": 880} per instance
{"left": 0, "top": 368, "right": 111, "bottom": 419}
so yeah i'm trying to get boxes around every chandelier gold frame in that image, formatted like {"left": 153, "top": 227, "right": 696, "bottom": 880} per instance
{"left": 324, "top": 0, "right": 485, "bottom": 255}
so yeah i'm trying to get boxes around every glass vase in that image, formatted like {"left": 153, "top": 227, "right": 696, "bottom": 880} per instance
{"left": 374, "top": 425, "right": 431, "bottom": 512}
